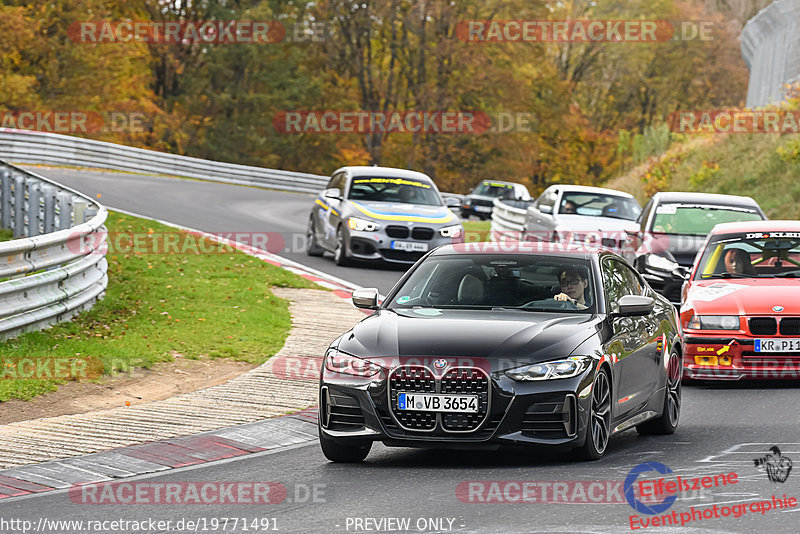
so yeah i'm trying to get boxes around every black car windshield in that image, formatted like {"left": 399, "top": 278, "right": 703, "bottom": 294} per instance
{"left": 651, "top": 204, "right": 762, "bottom": 236}
{"left": 388, "top": 255, "right": 596, "bottom": 312}
{"left": 694, "top": 232, "right": 800, "bottom": 280}
{"left": 348, "top": 177, "right": 442, "bottom": 206}
{"left": 559, "top": 192, "right": 641, "bottom": 220}
{"left": 473, "top": 182, "right": 514, "bottom": 197}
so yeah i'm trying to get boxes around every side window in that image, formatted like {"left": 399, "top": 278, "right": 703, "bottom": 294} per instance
{"left": 327, "top": 172, "right": 345, "bottom": 195}
{"left": 602, "top": 259, "right": 637, "bottom": 312}
{"left": 536, "top": 189, "right": 557, "bottom": 211}
{"left": 620, "top": 263, "right": 643, "bottom": 295}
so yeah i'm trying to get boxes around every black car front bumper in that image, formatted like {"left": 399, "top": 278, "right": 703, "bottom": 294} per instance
{"left": 319, "top": 369, "right": 596, "bottom": 449}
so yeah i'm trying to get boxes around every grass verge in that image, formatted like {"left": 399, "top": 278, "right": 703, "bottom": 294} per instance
{"left": 462, "top": 220, "right": 492, "bottom": 242}
{"left": 0, "top": 211, "right": 317, "bottom": 401}
{"left": 605, "top": 132, "right": 800, "bottom": 219}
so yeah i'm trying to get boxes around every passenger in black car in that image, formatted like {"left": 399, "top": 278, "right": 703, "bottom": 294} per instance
{"left": 554, "top": 267, "right": 589, "bottom": 309}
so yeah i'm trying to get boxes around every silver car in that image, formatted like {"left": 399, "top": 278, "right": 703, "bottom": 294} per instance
{"left": 524, "top": 185, "right": 642, "bottom": 254}
{"left": 306, "top": 166, "right": 463, "bottom": 266}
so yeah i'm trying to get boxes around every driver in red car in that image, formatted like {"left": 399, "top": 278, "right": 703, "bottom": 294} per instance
{"left": 724, "top": 248, "right": 755, "bottom": 275}
{"left": 554, "top": 267, "right": 589, "bottom": 309}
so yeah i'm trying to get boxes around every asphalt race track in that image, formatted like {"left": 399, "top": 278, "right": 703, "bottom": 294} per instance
{"left": 2, "top": 167, "right": 800, "bottom": 533}
{"left": 26, "top": 166, "right": 408, "bottom": 295}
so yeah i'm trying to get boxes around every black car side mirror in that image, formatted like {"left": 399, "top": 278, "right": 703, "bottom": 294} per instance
{"left": 611, "top": 295, "right": 655, "bottom": 319}
{"left": 352, "top": 288, "right": 379, "bottom": 309}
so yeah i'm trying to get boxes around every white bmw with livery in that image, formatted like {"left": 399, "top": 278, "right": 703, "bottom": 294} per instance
{"left": 306, "top": 166, "right": 463, "bottom": 266}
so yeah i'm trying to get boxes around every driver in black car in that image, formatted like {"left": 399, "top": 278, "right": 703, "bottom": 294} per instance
{"left": 554, "top": 267, "right": 589, "bottom": 309}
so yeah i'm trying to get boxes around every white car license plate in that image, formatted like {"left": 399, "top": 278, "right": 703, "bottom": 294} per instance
{"left": 755, "top": 339, "right": 800, "bottom": 352}
{"left": 397, "top": 393, "right": 479, "bottom": 413}
{"left": 474, "top": 206, "right": 492, "bottom": 213}
{"left": 391, "top": 241, "right": 428, "bottom": 252}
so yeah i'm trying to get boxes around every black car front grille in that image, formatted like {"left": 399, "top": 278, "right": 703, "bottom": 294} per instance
{"left": 521, "top": 394, "right": 577, "bottom": 439}
{"left": 411, "top": 227, "right": 435, "bottom": 240}
{"left": 441, "top": 368, "right": 490, "bottom": 431}
{"left": 780, "top": 318, "right": 800, "bottom": 336}
{"left": 749, "top": 317, "right": 778, "bottom": 335}
{"left": 388, "top": 365, "right": 490, "bottom": 432}
{"left": 386, "top": 225, "right": 410, "bottom": 238}
{"left": 389, "top": 366, "right": 437, "bottom": 431}
{"left": 321, "top": 388, "right": 366, "bottom": 431}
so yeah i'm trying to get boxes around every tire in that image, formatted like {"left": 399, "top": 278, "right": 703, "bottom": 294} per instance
{"left": 637, "top": 350, "right": 681, "bottom": 435}
{"left": 577, "top": 368, "right": 612, "bottom": 461}
{"left": 319, "top": 430, "right": 371, "bottom": 463}
{"left": 333, "top": 226, "right": 351, "bottom": 266}
{"left": 305, "top": 217, "right": 325, "bottom": 257}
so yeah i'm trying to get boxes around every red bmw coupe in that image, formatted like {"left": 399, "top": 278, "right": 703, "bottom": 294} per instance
{"left": 681, "top": 221, "right": 800, "bottom": 380}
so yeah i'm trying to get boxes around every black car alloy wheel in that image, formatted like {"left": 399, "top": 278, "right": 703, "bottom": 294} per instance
{"left": 579, "top": 368, "right": 611, "bottom": 460}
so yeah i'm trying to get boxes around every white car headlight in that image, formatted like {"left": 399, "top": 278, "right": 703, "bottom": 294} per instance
{"left": 686, "top": 315, "right": 740, "bottom": 330}
{"left": 324, "top": 349, "right": 384, "bottom": 377}
{"left": 439, "top": 224, "right": 463, "bottom": 238}
{"left": 348, "top": 217, "right": 380, "bottom": 232}
{"left": 505, "top": 356, "right": 591, "bottom": 381}
{"left": 645, "top": 254, "right": 679, "bottom": 272}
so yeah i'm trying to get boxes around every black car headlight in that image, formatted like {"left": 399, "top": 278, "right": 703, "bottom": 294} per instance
{"left": 644, "top": 254, "right": 679, "bottom": 272}
{"left": 324, "top": 349, "right": 384, "bottom": 377}
{"left": 686, "top": 315, "right": 740, "bottom": 330}
{"left": 347, "top": 217, "right": 380, "bottom": 232}
{"left": 505, "top": 356, "right": 592, "bottom": 381}
{"left": 439, "top": 224, "right": 462, "bottom": 238}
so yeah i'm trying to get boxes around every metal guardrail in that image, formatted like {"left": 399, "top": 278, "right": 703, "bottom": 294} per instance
{"left": 490, "top": 198, "right": 530, "bottom": 240}
{"left": 0, "top": 129, "right": 465, "bottom": 200}
{"left": 741, "top": 0, "right": 800, "bottom": 107}
{"left": 0, "top": 160, "right": 108, "bottom": 339}
{"left": 0, "top": 128, "right": 330, "bottom": 194}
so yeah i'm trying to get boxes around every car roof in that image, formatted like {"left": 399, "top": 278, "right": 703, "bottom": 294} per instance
{"left": 477, "top": 180, "right": 524, "bottom": 187}
{"left": 430, "top": 241, "right": 614, "bottom": 261}
{"left": 551, "top": 185, "right": 635, "bottom": 199}
{"left": 653, "top": 191, "right": 760, "bottom": 208}
{"left": 710, "top": 220, "right": 800, "bottom": 235}
{"left": 335, "top": 166, "right": 434, "bottom": 183}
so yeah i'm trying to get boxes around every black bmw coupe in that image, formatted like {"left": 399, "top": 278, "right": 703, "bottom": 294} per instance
{"left": 318, "top": 242, "right": 682, "bottom": 462}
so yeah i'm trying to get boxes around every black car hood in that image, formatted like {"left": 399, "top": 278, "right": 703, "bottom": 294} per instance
{"left": 336, "top": 308, "right": 602, "bottom": 370}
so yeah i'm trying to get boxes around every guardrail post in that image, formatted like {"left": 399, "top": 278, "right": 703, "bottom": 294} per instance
{"left": 57, "top": 192, "right": 73, "bottom": 229}
{"left": 73, "top": 199, "right": 88, "bottom": 225}
{"left": 13, "top": 174, "right": 25, "bottom": 238}
{"left": 28, "top": 182, "right": 42, "bottom": 237}
{"left": 42, "top": 185, "right": 56, "bottom": 233}
{"left": 0, "top": 168, "right": 11, "bottom": 230}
